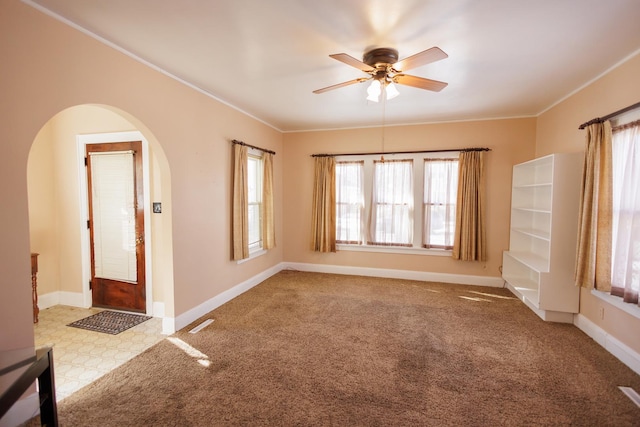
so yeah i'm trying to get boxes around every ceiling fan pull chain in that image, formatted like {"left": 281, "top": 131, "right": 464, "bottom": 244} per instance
{"left": 381, "top": 90, "right": 386, "bottom": 162}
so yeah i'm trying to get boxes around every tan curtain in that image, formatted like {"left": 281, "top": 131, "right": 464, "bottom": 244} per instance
{"left": 232, "top": 144, "right": 249, "bottom": 260}
{"left": 262, "top": 152, "right": 276, "bottom": 250}
{"left": 311, "top": 157, "right": 336, "bottom": 252}
{"left": 453, "top": 151, "right": 486, "bottom": 261}
{"left": 575, "top": 122, "right": 613, "bottom": 290}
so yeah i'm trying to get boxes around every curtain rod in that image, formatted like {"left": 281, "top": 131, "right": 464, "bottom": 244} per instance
{"left": 578, "top": 100, "right": 640, "bottom": 130}
{"left": 231, "top": 139, "right": 276, "bottom": 155}
{"left": 310, "top": 147, "right": 491, "bottom": 158}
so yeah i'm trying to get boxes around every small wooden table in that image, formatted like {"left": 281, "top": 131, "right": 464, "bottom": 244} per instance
{"left": 31, "top": 253, "right": 39, "bottom": 324}
{"left": 0, "top": 347, "right": 58, "bottom": 426}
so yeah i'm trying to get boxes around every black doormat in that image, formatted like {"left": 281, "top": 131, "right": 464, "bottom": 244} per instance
{"left": 67, "top": 310, "right": 152, "bottom": 335}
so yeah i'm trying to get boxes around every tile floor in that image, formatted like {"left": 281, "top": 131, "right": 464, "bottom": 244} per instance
{"left": 33, "top": 305, "right": 166, "bottom": 401}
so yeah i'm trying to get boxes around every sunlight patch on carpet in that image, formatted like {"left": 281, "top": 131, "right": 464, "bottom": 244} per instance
{"left": 168, "top": 337, "right": 210, "bottom": 367}
{"left": 67, "top": 310, "right": 151, "bottom": 335}
{"left": 468, "top": 290, "right": 516, "bottom": 300}
{"left": 459, "top": 295, "right": 492, "bottom": 302}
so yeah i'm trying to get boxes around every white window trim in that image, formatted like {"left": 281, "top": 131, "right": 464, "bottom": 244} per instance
{"left": 336, "top": 151, "right": 459, "bottom": 255}
{"left": 337, "top": 243, "right": 451, "bottom": 256}
{"left": 236, "top": 248, "right": 267, "bottom": 264}
{"left": 591, "top": 290, "right": 640, "bottom": 321}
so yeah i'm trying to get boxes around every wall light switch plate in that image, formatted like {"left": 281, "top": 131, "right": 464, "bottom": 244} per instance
{"left": 153, "top": 202, "right": 162, "bottom": 213}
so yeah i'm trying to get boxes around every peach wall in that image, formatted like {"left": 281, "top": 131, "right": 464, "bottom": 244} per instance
{"left": 0, "top": 0, "right": 283, "bottom": 354}
{"left": 283, "top": 118, "right": 537, "bottom": 279}
{"left": 27, "top": 121, "right": 59, "bottom": 296}
{"left": 536, "top": 52, "right": 640, "bottom": 355}
{"left": 536, "top": 53, "right": 640, "bottom": 157}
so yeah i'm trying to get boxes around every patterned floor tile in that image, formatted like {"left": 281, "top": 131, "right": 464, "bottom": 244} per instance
{"left": 34, "top": 305, "right": 165, "bottom": 402}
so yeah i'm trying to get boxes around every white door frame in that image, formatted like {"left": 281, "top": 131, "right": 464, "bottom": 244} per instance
{"left": 77, "top": 131, "right": 153, "bottom": 315}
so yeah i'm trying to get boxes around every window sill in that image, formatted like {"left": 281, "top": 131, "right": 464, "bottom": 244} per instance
{"left": 591, "top": 289, "right": 640, "bottom": 321}
{"left": 337, "top": 244, "right": 451, "bottom": 257}
{"left": 236, "top": 248, "right": 266, "bottom": 264}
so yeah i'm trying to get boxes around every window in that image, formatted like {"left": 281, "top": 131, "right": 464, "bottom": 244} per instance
{"left": 370, "top": 159, "right": 413, "bottom": 246}
{"left": 423, "top": 159, "right": 458, "bottom": 249}
{"left": 611, "top": 120, "right": 640, "bottom": 304}
{"left": 336, "top": 161, "right": 364, "bottom": 244}
{"left": 335, "top": 152, "right": 459, "bottom": 253}
{"left": 247, "top": 153, "right": 263, "bottom": 251}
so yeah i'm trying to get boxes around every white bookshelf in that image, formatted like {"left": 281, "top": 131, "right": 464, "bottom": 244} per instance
{"left": 502, "top": 153, "right": 583, "bottom": 323}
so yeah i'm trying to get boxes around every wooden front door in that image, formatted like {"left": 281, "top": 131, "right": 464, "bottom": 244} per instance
{"left": 86, "top": 141, "right": 146, "bottom": 313}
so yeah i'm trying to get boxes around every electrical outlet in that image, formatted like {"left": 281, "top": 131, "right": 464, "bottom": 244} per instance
{"left": 599, "top": 306, "right": 605, "bottom": 320}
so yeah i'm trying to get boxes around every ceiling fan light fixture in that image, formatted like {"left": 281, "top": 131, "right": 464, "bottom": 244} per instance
{"left": 385, "top": 82, "right": 399, "bottom": 100}
{"left": 366, "top": 79, "right": 381, "bottom": 102}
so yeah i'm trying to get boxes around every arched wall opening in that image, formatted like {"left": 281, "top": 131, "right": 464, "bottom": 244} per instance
{"left": 27, "top": 104, "right": 175, "bottom": 333}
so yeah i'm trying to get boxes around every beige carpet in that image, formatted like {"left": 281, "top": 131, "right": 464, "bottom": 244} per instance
{"left": 32, "top": 271, "right": 640, "bottom": 425}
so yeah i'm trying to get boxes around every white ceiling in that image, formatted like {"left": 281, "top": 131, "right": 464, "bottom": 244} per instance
{"left": 26, "top": 0, "right": 640, "bottom": 132}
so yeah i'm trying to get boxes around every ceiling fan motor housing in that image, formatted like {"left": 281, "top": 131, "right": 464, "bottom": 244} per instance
{"left": 363, "top": 48, "right": 399, "bottom": 80}
{"left": 363, "top": 48, "right": 399, "bottom": 67}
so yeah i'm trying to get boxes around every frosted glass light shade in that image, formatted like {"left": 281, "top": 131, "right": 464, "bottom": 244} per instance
{"left": 367, "top": 80, "right": 381, "bottom": 102}
{"left": 385, "top": 82, "right": 399, "bottom": 100}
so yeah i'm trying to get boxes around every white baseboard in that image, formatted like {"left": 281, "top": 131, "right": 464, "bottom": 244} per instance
{"left": 59, "top": 291, "right": 86, "bottom": 308}
{"left": 282, "top": 262, "right": 505, "bottom": 288}
{"left": 38, "top": 291, "right": 86, "bottom": 310}
{"left": 161, "top": 317, "right": 175, "bottom": 336}
{"left": 153, "top": 302, "right": 175, "bottom": 335}
{"left": 0, "top": 392, "right": 39, "bottom": 427}
{"left": 172, "top": 263, "right": 285, "bottom": 333}
{"left": 37, "top": 292, "right": 59, "bottom": 310}
{"left": 574, "top": 313, "right": 640, "bottom": 376}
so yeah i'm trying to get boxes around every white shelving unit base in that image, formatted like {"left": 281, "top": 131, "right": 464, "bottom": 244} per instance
{"left": 505, "top": 282, "right": 575, "bottom": 323}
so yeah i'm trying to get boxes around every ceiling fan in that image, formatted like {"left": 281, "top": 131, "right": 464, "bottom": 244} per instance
{"left": 313, "top": 46, "right": 448, "bottom": 100}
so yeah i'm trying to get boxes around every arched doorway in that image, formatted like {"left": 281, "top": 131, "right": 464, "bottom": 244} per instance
{"left": 26, "top": 104, "right": 175, "bottom": 399}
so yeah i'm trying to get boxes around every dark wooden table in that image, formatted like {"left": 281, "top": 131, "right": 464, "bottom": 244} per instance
{"left": 31, "top": 253, "right": 39, "bottom": 323}
{"left": 0, "top": 347, "right": 58, "bottom": 426}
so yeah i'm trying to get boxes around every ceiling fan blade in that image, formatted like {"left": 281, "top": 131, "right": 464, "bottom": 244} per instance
{"left": 394, "top": 74, "right": 448, "bottom": 92}
{"left": 393, "top": 47, "right": 448, "bottom": 72}
{"left": 313, "top": 78, "right": 370, "bottom": 94}
{"left": 329, "top": 53, "right": 374, "bottom": 72}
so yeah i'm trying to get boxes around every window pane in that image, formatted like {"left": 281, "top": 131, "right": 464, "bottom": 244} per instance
{"left": 247, "top": 155, "right": 262, "bottom": 249}
{"left": 423, "top": 159, "right": 458, "bottom": 249}
{"left": 248, "top": 203, "right": 261, "bottom": 246}
{"left": 89, "top": 151, "right": 137, "bottom": 282}
{"left": 370, "top": 160, "right": 413, "bottom": 246}
{"left": 336, "top": 161, "right": 364, "bottom": 243}
{"left": 248, "top": 157, "right": 259, "bottom": 203}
